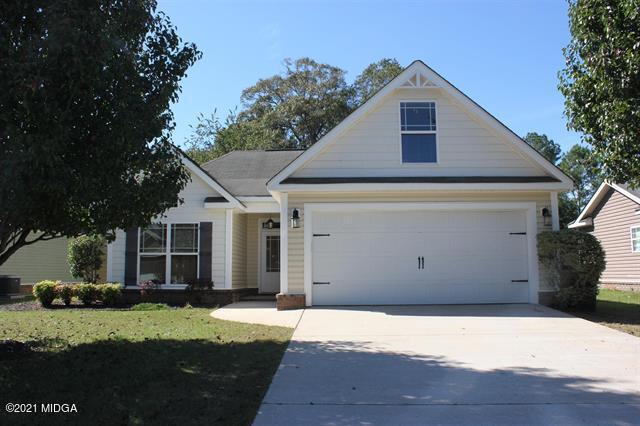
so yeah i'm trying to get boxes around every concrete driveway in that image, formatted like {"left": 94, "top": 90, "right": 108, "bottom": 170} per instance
{"left": 254, "top": 305, "right": 640, "bottom": 425}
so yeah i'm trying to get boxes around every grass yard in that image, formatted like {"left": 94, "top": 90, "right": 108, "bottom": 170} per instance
{"left": 572, "top": 289, "right": 640, "bottom": 336}
{"left": 0, "top": 307, "right": 292, "bottom": 425}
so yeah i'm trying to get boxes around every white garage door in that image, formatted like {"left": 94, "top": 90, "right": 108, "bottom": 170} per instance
{"left": 311, "top": 209, "right": 530, "bottom": 305}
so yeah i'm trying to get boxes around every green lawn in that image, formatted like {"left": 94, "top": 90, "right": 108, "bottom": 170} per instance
{"left": 573, "top": 289, "right": 640, "bottom": 336}
{"left": 0, "top": 308, "right": 292, "bottom": 425}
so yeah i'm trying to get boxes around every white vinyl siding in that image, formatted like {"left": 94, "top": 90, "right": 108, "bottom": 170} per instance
{"left": 232, "top": 212, "right": 247, "bottom": 288}
{"left": 108, "top": 173, "right": 228, "bottom": 288}
{"left": 292, "top": 88, "right": 548, "bottom": 178}
{"left": 286, "top": 191, "right": 554, "bottom": 295}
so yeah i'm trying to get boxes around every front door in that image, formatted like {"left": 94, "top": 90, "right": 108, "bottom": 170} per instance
{"left": 260, "top": 229, "right": 281, "bottom": 293}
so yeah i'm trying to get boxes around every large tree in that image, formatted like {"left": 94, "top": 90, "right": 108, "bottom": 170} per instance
{"left": 0, "top": 0, "right": 200, "bottom": 265}
{"left": 352, "top": 58, "right": 403, "bottom": 105}
{"left": 559, "top": 0, "right": 640, "bottom": 187}
{"left": 239, "top": 57, "right": 353, "bottom": 149}
{"left": 523, "top": 132, "right": 562, "bottom": 164}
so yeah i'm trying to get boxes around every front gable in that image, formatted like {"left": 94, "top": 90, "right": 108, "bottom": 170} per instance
{"left": 268, "top": 61, "right": 573, "bottom": 191}
{"left": 291, "top": 88, "right": 547, "bottom": 178}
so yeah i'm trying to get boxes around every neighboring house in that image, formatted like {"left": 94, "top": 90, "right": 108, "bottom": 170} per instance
{"left": 0, "top": 238, "right": 75, "bottom": 285}
{"left": 569, "top": 182, "right": 640, "bottom": 290}
{"left": 106, "top": 60, "right": 573, "bottom": 309}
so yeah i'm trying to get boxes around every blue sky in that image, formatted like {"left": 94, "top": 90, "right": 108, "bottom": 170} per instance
{"left": 158, "top": 0, "right": 580, "bottom": 152}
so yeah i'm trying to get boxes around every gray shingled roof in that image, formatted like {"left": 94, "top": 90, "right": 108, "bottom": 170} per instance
{"left": 200, "top": 150, "right": 303, "bottom": 196}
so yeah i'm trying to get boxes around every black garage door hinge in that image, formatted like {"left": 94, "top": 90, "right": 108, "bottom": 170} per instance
{"left": 511, "top": 280, "right": 529, "bottom": 283}
{"left": 509, "top": 232, "right": 527, "bottom": 235}
{"left": 313, "top": 233, "right": 331, "bottom": 237}
{"left": 313, "top": 281, "right": 331, "bottom": 285}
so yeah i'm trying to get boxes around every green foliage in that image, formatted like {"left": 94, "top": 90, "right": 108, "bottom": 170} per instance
{"left": 185, "top": 110, "right": 280, "bottom": 163}
{"left": 239, "top": 58, "right": 353, "bottom": 149}
{"left": 131, "top": 303, "right": 170, "bottom": 311}
{"left": 75, "top": 284, "right": 98, "bottom": 306}
{"left": 98, "top": 283, "right": 122, "bottom": 306}
{"left": 0, "top": 0, "right": 201, "bottom": 267}
{"left": 523, "top": 132, "right": 562, "bottom": 164}
{"left": 538, "top": 230, "right": 606, "bottom": 309}
{"left": 68, "top": 235, "right": 105, "bottom": 283}
{"left": 352, "top": 58, "right": 403, "bottom": 105}
{"left": 56, "top": 284, "right": 74, "bottom": 306}
{"left": 559, "top": 0, "right": 640, "bottom": 187}
{"left": 32, "top": 280, "right": 58, "bottom": 307}
{"left": 558, "top": 144, "right": 603, "bottom": 224}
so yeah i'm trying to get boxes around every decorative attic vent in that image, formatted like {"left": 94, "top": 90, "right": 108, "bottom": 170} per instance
{"left": 400, "top": 72, "right": 436, "bottom": 88}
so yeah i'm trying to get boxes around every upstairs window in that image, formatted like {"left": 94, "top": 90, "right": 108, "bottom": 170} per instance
{"left": 400, "top": 101, "right": 437, "bottom": 163}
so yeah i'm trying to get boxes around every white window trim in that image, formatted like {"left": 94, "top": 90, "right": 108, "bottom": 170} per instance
{"left": 398, "top": 100, "right": 439, "bottom": 165}
{"left": 137, "top": 222, "right": 200, "bottom": 286}
{"left": 631, "top": 225, "right": 640, "bottom": 253}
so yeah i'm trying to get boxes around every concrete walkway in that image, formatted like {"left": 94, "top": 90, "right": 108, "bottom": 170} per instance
{"left": 254, "top": 304, "right": 640, "bottom": 425}
{"left": 210, "top": 301, "right": 303, "bottom": 328}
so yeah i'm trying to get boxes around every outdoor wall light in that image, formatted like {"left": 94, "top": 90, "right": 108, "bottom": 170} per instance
{"left": 542, "top": 207, "right": 552, "bottom": 226}
{"left": 263, "top": 218, "right": 276, "bottom": 229}
{"left": 290, "top": 208, "right": 300, "bottom": 229}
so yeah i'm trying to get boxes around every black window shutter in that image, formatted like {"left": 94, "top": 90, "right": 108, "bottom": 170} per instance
{"left": 124, "top": 228, "right": 139, "bottom": 286}
{"left": 199, "top": 222, "right": 213, "bottom": 284}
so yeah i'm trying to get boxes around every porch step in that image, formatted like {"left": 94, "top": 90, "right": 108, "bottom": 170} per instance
{"left": 240, "top": 294, "right": 276, "bottom": 302}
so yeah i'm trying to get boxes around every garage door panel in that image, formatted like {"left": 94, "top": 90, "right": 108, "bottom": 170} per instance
{"left": 311, "top": 209, "right": 530, "bottom": 305}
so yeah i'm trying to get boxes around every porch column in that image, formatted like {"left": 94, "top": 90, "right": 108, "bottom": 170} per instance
{"left": 224, "top": 209, "right": 233, "bottom": 289}
{"left": 279, "top": 192, "right": 289, "bottom": 294}
{"left": 550, "top": 191, "right": 560, "bottom": 231}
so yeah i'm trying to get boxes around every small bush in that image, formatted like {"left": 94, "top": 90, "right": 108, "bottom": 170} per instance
{"left": 56, "top": 284, "right": 74, "bottom": 306}
{"left": 33, "top": 280, "right": 58, "bottom": 307}
{"left": 131, "top": 303, "right": 170, "bottom": 311}
{"left": 98, "top": 283, "right": 122, "bottom": 306}
{"left": 75, "top": 284, "right": 98, "bottom": 306}
{"left": 68, "top": 235, "right": 105, "bottom": 283}
{"left": 538, "top": 230, "right": 606, "bottom": 310}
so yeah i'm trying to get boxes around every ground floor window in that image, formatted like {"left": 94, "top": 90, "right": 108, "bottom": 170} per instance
{"left": 139, "top": 223, "right": 199, "bottom": 284}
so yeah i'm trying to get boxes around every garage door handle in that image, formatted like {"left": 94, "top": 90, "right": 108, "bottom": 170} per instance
{"left": 417, "top": 257, "right": 424, "bottom": 270}
{"left": 313, "top": 281, "right": 331, "bottom": 285}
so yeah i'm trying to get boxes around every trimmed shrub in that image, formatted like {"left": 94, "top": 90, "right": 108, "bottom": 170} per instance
{"left": 33, "top": 280, "right": 58, "bottom": 307}
{"left": 538, "top": 230, "right": 606, "bottom": 310}
{"left": 68, "top": 235, "right": 105, "bottom": 283}
{"left": 75, "top": 284, "right": 98, "bottom": 306}
{"left": 131, "top": 303, "right": 170, "bottom": 311}
{"left": 98, "top": 283, "right": 122, "bottom": 306}
{"left": 56, "top": 284, "right": 74, "bottom": 306}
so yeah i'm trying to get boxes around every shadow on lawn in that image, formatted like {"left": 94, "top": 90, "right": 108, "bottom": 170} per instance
{"left": 0, "top": 338, "right": 288, "bottom": 426}
{"left": 256, "top": 340, "right": 640, "bottom": 426}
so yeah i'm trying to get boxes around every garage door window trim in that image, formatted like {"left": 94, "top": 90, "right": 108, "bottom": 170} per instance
{"left": 303, "top": 202, "right": 539, "bottom": 307}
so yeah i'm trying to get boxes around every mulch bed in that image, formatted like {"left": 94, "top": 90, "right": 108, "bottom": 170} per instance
{"left": 0, "top": 299, "right": 133, "bottom": 311}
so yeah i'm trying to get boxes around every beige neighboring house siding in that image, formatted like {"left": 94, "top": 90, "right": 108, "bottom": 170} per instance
{"left": 0, "top": 237, "right": 74, "bottom": 284}
{"left": 590, "top": 189, "right": 640, "bottom": 284}
{"left": 246, "top": 214, "right": 274, "bottom": 289}
{"left": 232, "top": 212, "right": 247, "bottom": 288}
{"left": 286, "top": 191, "right": 554, "bottom": 294}
{"left": 292, "top": 88, "right": 548, "bottom": 178}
